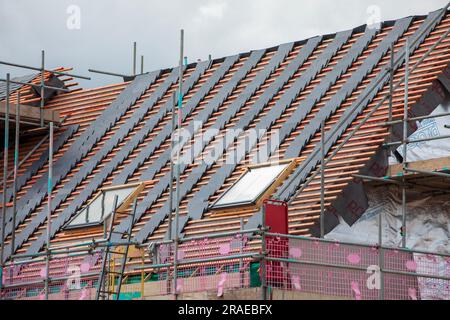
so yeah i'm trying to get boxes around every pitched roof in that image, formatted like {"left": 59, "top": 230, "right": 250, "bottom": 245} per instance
{"left": 1, "top": 8, "right": 450, "bottom": 260}
{"left": 0, "top": 74, "right": 38, "bottom": 100}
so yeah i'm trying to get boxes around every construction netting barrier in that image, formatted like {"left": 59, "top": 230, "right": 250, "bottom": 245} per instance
{"left": 134, "top": 232, "right": 258, "bottom": 298}
{"left": 1, "top": 232, "right": 449, "bottom": 300}
{"left": 264, "top": 233, "right": 450, "bottom": 300}
{"left": 0, "top": 252, "right": 102, "bottom": 300}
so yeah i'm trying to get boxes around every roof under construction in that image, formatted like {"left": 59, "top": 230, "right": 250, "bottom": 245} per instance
{"left": 0, "top": 7, "right": 450, "bottom": 287}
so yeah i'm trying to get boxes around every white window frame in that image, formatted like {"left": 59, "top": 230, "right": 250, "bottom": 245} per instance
{"left": 210, "top": 160, "right": 294, "bottom": 210}
{"left": 64, "top": 183, "right": 142, "bottom": 230}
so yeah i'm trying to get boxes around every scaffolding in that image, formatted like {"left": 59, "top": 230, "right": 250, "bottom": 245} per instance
{"left": 0, "top": 3, "right": 450, "bottom": 300}
{"left": 0, "top": 211, "right": 448, "bottom": 300}
{"left": 0, "top": 51, "right": 95, "bottom": 300}
{"left": 0, "top": 42, "right": 149, "bottom": 300}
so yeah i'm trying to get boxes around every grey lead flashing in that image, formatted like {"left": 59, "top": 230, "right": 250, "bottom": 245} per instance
{"left": 5, "top": 71, "right": 161, "bottom": 260}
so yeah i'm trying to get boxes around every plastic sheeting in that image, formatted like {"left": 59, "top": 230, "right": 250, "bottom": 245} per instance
{"left": 390, "top": 94, "right": 450, "bottom": 164}
{"left": 326, "top": 185, "right": 450, "bottom": 252}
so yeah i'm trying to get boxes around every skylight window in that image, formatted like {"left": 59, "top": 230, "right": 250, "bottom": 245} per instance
{"left": 65, "top": 184, "right": 141, "bottom": 229}
{"left": 210, "top": 162, "right": 291, "bottom": 210}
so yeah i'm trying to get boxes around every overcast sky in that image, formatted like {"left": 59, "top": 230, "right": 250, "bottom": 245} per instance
{"left": 0, "top": 0, "right": 447, "bottom": 88}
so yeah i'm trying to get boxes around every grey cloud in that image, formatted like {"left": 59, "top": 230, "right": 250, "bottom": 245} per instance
{"left": 0, "top": 0, "right": 447, "bottom": 88}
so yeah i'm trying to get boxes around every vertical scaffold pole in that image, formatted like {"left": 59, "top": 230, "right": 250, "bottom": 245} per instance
{"left": 173, "top": 29, "right": 184, "bottom": 300}
{"left": 388, "top": 44, "right": 394, "bottom": 141}
{"left": 1, "top": 74, "right": 10, "bottom": 280}
{"left": 401, "top": 40, "right": 409, "bottom": 249}
{"left": 320, "top": 121, "right": 325, "bottom": 238}
{"left": 11, "top": 92, "right": 21, "bottom": 257}
{"left": 40, "top": 50, "right": 45, "bottom": 127}
{"left": 239, "top": 217, "right": 244, "bottom": 288}
{"left": 140, "top": 248, "right": 145, "bottom": 300}
{"left": 45, "top": 122, "right": 54, "bottom": 300}
{"left": 378, "top": 223, "right": 384, "bottom": 300}
{"left": 100, "top": 191, "right": 105, "bottom": 220}
{"left": 168, "top": 93, "right": 176, "bottom": 242}
{"left": 133, "top": 42, "right": 137, "bottom": 76}
{"left": 167, "top": 92, "right": 176, "bottom": 295}
{"left": 379, "top": 44, "right": 395, "bottom": 301}
{"left": 261, "top": 204, "right": 267, "bottom": 301}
